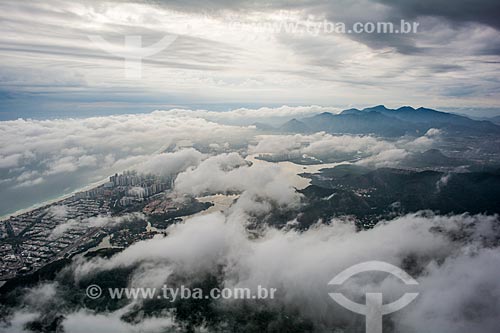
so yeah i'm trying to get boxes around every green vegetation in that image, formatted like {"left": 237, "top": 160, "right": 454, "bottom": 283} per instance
{"left": 298, "top": 165, "right": 500, "bottom": 228}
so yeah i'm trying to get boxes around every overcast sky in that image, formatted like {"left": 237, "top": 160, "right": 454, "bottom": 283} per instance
{"left": 1, "top": 0, "right": 499, "bottom": 118}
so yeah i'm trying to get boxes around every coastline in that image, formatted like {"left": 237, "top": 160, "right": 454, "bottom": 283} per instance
{"left": 0, "top": 143, "right": 173, "bottom": 222}
{"left": 0, "top": 156, "right": 340, "bottom": 222}
{"left": 0, "top": 176, "right": 111, "bottom": 222}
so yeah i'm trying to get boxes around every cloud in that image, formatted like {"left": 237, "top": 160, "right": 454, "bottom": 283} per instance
{"left": 249, "top": 131, "right": 440, "bottom": 166}
{"left": 22, "top": 282, "right": 59, "bottom": 310}
{"left": 0, "top": 111, "right": 253, "bottom": 216}
{"left": 174, "top": 153, "right": 249, "bottom": 195}
{"left": 0, "top": 106, "right": 446, "bottom": 218}
{"left": 50, "top": 213, "right": 146, "bottom": 239}
{"left": 65, "top": 210, "right": 500, "bottom": 332}
{"left": 174, "top": 152, "right": 302, "bottom": 209}
{"left": 436, "top": 173, "right": 451, "bottom": 192}
{"left": 48, "top": 205, "right": 69, "bottom": 218}
{"left": 50, "top": 219, "right": 81, "bottom": 239}
{"left": 1, "top": 0, "right": 499, "bottom": 116}
{"left": 424, "top": 128, "right": 442, "bottom": 137}
{"left": 303, "top": 134, "right": 395, "bottom": 158}
{"left": 62, "top": 309, "right": 175, "bottom": 333}
{"left": 397, "top": 248, "right": 500, "bottom": 333}
{"left": 376, "top": 0, "right": 500, "bottom": 30}
{"left": 0, "top": 153, "right": 22, "bottom": 168}
{"left": 401, "top": 127, "right": 442, "bottom": 151}
{"left": 13, "top": 177, "right": 45, "bottom": 189}
{"left": 164, "top": 105, "right": 339, "bottom": 126}
{"left": 145, "top": 0, "right": 500, "bottom": 32}
{"left": 132, "top": 148, "right": 204, "bottom": 177}
{"left": 357, "top": 148, "right": 409, "bottom": 167}
{"left": 0, "top": 311, "right": 40, "bottom": 333}
{"left": 248, "top": 134, "right": 308, "bottom": 155}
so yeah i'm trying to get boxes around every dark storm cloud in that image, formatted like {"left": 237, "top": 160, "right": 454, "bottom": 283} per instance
{"left": 377, "top": 0, "right": 500, "bottom": 30}
{"left": 139, "top": 0, "right": 500, "bottom": 30}
{"left": 132, "top": 0, "right": 500, "bottom": 55}
{"left": 309, "top": 0, "right": 500, "bottom": 56}
{"left": 428, "top": 64, "right": 465, "bottom": 73}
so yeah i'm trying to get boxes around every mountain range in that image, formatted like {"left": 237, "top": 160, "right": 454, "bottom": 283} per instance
{"left": 275, "top": 105, "right": 500, "bottom": 137}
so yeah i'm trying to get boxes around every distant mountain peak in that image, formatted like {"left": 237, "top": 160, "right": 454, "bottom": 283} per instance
{"left": 361, "top": 105, "right": 391, "bottom": 113}
{"left": 416, "top": 107, "right": 437, "bottom": 112}
{"left": 277, "top": 105, "right": 500, "bottom": 137}
{"left": 341, "top": 108, "right": 362, "bottom": 115}
{"left": 397, "top": 106, "right": 416, "bottom": 112}
{"left": 279, "top": 118, "right": 310, "bottom": 133}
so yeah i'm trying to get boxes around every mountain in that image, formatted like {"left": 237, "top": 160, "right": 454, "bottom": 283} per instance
{"left": 490, "top": 115, "right": 500, "bottom": 125}
{"left": 340, "top": 108, "right": 364, "bottom": 115}
{"left": 279, "top": 118, "right": 311, "bottom": 133}
{"left": 360, "top": 105, "right": 500, "bottom": 134}
{"left": 298, "top": 110, "right": 421, "bottom": 137}
{"left": 278, "top": 105, "right": 500, "bottom": 137}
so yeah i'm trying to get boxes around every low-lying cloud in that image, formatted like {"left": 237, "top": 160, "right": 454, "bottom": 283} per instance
{"left": 9, "top": 210, "right": 497, "bottom": 333}
{"left": 249, "top": 129, "right": 441, "bottom": 167}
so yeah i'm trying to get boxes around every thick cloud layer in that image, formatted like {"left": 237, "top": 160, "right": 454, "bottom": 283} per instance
{"left": 174, "top": 153, "right": 302, "bottom": 209}
{"left": 2, "top": 105, "right": 438, "bottom": 217}
{"left": 1, "top": 124, "right": 498, "bottom": 332}
{"left": 249, "top": 129, "right": 440, "bottom": 167}
{"left": 133, "top": 148, "right": 204, "bottom": 177}
{"left": 8, "top": 210, "right": 496, "bottom": 333}
{"left": 0, "top": 110, "right": 256, "bottom": 216}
